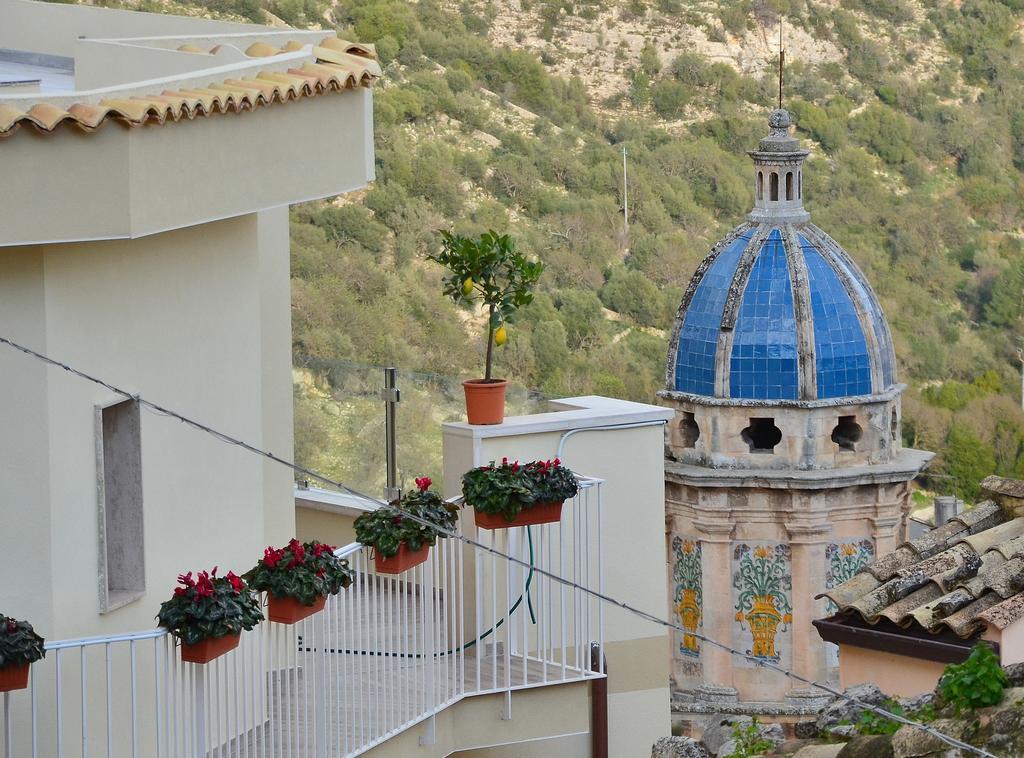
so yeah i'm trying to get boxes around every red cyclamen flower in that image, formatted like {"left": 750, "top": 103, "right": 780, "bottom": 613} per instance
{"left": 225, "top": 571, "right": 244, "bottom": 594}
{"left": 415, "top": 476, "right": 432, "bottom": 492}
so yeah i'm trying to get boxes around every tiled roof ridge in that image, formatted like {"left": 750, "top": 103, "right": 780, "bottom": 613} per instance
{"left": 817, "top": 494, "right": 1024, "bottom": 639}
{"left": 0, "top": 36, "right": 379, "bottom": 139}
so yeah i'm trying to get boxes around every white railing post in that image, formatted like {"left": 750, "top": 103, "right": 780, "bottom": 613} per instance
{"left": 194, "top": 665, "right": 206, "bottom": 758}
{"left": 3, "top": 691, "right": 11, "bottom": 758}
{"left": 314, "top": 609, "right": 328, "bottom": 758}
{"left": 419, "top": 553, "right": 437, "bottom": 746}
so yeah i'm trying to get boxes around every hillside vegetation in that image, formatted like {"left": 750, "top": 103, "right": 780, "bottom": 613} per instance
{"left": 80, "top": 0, "right": 1024, "bottom": 497}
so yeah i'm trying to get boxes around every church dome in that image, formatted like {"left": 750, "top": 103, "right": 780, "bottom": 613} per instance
{"left": 666, "top": 109, "right": 897, "bottom": 402}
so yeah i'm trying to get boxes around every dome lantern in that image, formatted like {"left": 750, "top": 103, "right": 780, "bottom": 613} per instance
{"left": 748, "top": 108, "right": 810, "bottom": 224}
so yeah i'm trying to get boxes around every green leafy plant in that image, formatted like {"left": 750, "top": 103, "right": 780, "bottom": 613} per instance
{"left": 247, "top": 539, "right": 353, "bottom": 606}
{"left": 156, "top": 568, "right": 263, "bottom": 646}
{"left": 938, "top": 643, "right": 1007, "bottom": 713}
{"left": 855, "top": 699, "right": 904, "bottom": 735}
{"left": 725, "top": 717, "right": 774, "bottom": 758}
{"left": 354, "top": 477, "right": 459, "bottom": 557}
{"left": 426, "top": 230, "right": 543, "bottom": 382}
{"left": 462, "top": 458, "right": 579, "bottom": 522}
{"left": 0, "top": 616, "right": 45, "bottom": 668}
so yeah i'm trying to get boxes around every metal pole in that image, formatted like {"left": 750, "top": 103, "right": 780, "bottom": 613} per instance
{"left": 621, "top": 146, "right": 628, "bottom": 231}
{"left": 382, "top": 367, "right": 400, "bottom": 503}
{"left": 1018, "top": 349, "right": 1023, "bottom": 412}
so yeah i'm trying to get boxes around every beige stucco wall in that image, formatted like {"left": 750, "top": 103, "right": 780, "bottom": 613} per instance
{"left": 0, "top": 210, "right": 295, "bottom": 639}
{"left": 0, "top": 0, "right": 262, "bottom": 59}
{"left": 0, "top": 90, "right": 374, "bottom": 247}
{"left": 838, "top": 646, "right": 946, "bottom": 698}
{"left": 364, "top": 680, "right": 591, "bottom": 758}
{"left": 296, "top": 505, "right": 359, "bottom": 548}
{"left": 442, "top": 397, "right": 674, "bottom": 757}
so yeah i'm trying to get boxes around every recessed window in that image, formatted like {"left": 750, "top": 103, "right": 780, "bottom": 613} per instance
{"left": 832, "top": 415, "right": 863, "bottom": 452}
{"left": 785, "top": 172, "right": 794, "bottom": 201}
{"left": 742, "top": 418, "right": 782, "bottom": 453}
{"left": 769, "top": 172, "right": 779, "bottom": 201}
{"left": 757, "top": 171, "right": 764, "bottom": 200}
{"left": 890, "top": 409, "right": 899, "bottom": 442}
{"left": 798, "top": 172, "right": 802, "bottom": 199}
{"left": 97, "top": 399, "right": 145, "bottom": 612}
{"left": 678, "top": 412, "right": 700, "bottom": 448}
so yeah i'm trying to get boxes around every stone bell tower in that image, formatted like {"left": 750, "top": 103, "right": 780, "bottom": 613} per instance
{"left": 659, "top": 108, "right": 933, "bottom": 726}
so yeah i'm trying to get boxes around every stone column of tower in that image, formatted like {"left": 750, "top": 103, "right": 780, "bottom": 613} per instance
{"left": 660, "top": 109, "right": 934, "bottom": 729}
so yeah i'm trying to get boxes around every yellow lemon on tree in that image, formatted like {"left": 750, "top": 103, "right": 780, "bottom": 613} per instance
{"left": 461, "top": 277, "right": 474, "bottom": 297}
{"left": 494, "top": 325, "right": 508, "bottom": 346}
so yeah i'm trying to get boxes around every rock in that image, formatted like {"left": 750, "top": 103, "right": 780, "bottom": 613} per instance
{"left": 792, "top": 745, "right": 845, "bottom": 758}
{"left": 760, "top": 722, "right": 786, "bottom": 747}
{"left": 825, "top": 725, "right": 857, "bottom": 740}
{"left": 816, "top": 684, "right": 890, "bottom": 733}
{"left": 837, "top": 735, "right": 894, "bottom": 758}
{"left": 1003, "top": 662, "right": 1024, "bottom": 687}
{"left": 890, "top": 718, "right": 971, "bottom": 757}
{"left": 714, "top": 739, "right": 737, "bottom": 758}
{"left": 702, "top": 714, "right": 751, "bottom": 755}
{"left": 897, "top": 693, "right": 933, "bottom": 714}
{"left": 651, "top": 736, "right": 711, "bottom": 758}
{"left": 794, "top": 721, "right": 820, "bottom": 740}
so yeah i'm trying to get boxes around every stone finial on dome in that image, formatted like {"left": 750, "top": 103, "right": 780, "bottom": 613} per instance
{"left": 758, "top": 108, "right": 800, "bottom": 153}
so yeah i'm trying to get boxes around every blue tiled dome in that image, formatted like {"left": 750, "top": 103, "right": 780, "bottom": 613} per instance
{"left": 667, "top": 223, "right": 897, "bottom": 402}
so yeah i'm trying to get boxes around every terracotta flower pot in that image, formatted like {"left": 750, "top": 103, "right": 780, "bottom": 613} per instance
{"left": 0, "top": 663, "right": 30, "bottom": 692}
{"left": 474, "top": 500, "right": 564, "bottom": 530}
{"left": 267, "top": 594, "right": 326, "bottom": 625}
{"left": 463, "top": 379, "right": 508, "bottom": 425}
{"left": 180, "top": 633, "right": 240, "bottom": 664}
{"left": 374, "top": 542, "right": 430, "bottom": 575}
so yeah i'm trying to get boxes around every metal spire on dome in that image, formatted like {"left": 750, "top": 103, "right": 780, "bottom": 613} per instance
{"left": 778, "top": 19, "right": 784, "bottom": 110}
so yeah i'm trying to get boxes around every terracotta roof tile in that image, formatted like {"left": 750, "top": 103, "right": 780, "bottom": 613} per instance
{"left": 821, "top": 490, "right": 1024, "bottom": 639}
{"left": 0, "top": 35, "right": 380, "bottom": 139}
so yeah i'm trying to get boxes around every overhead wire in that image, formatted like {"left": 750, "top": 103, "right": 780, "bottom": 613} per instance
{"left": 0, "top": 334, "right": 997, "bottom": 758}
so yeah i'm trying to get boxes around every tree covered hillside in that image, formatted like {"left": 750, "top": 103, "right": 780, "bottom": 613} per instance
{"left": 282, "top": 0, "right": 1024, "bottom": 499}
{"left": 104, "top": 0, "right": 1024, "bottom": 496}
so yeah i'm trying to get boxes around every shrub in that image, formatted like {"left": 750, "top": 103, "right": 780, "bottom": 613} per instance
{"left": 939, "top": 643, "right": 1007, "bottom": 713}
{"left": 247, "top": 539, "right": 353, "bottom": 606}
{"left": 462, "top": 458, "right": 579, "bottom": 522}
{"left": 354, "top": 477, "right": 459, "bottom": 557}
{"left": 0, "top": 616, "right": 45, "bottom": 668}
{"left": 157, "top": 568, "right": 263, "bottom": 646}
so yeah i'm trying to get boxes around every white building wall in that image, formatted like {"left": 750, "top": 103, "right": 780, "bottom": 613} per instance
{"left": 0, "top": 210, "right": 295, "bottom": 639}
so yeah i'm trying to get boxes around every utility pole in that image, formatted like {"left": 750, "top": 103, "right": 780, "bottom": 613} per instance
{"left": 1018, "top": 349, "right": 1023, "bottom": 412}
{"left": 622, "top": 145, "right": 629, "bottom": 232}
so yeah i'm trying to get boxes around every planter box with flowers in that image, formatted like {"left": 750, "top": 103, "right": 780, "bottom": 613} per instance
{"left": 157, "top": 568, "right": 263, "bottom": 664}
{"left": 462, "top": 458, "right": 579, "bottom": 529}
{"left": 354, "top": 477, "right": 459, "bottom": 574}
{"left": 0, "top": 615, "right": 45, "bottom": 692}
{"left": 247, "top": 539, "right": 353, "bottom": 625}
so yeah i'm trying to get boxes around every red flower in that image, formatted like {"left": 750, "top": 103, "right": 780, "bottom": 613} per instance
{"left": 194, "top": 571, "right": 214, "bottom": 599}
{"left": 263, "top": 547, "right": 283, "bottom": 568}
{"left": 316, "top": 568, "right": 326, "bottom": 577}
{"left": 553, "top": 458, "right": 561, "bottom": 466}
{"left": 415, "top": 476, "right": 432, "bottom": 492}
{"left": 177, "top": 571, "right": 195, "bottom": 588}
{"left": 173, "top": 587, "right": 187, "bottom": 597}
{"left": 312, "top": 543, "right": 324, "bottom": 557}
{"left": 5, "top": 620, "right": 15, "bottom": 633}
{"left": 392, "top": 515, "right": 404, "bottom": 525}
{"left": 226, "top": 571, "right": 244, "bottom": 594}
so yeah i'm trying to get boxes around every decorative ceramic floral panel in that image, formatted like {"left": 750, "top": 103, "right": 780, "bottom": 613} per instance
{"left": 671, "top": 535, "right": 703, "bottom": 664}
{"left": 824, "top": 538, "right": 874, "bottom": 668}
{"left": 732, "top": 542, "right": 792, "bottom": 667}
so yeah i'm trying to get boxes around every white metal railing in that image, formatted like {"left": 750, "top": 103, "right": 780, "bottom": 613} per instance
{"left": 1, "top": 477, "right": 604, "bottom": 758}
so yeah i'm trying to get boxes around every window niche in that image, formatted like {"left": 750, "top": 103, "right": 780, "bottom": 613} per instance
{"left": 832, "top": 415, "right": 863, "bottom": 452}
{"left": 769, "top": 172, "right": 779, "bottom": 201}
{"left": 742, "top": 418, "right": 782, "bottom": 453}
{"left": 97, "top": 398, "right": 145, "bottom": 613}
{"left": 785, "top": 171, "right": 794, "bottom": 200}
{"left": 677, "top": 412, "right": 700, "bottom": 449}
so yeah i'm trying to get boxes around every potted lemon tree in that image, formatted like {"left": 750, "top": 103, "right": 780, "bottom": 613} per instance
{"left": 354, "top": 477, "right": 459, "bottom": 574}
{"left": 427, "top": 230, "right": 543, "bottom": 424}
{"left": 462, "top": 458, "right": 579, "bottom": 529}
{"left": 157, "top": 567, "right": 263, "bottom": 664}
{"left": 247, "top": 539, "right": 353, "bottom": 625}
{"left": 0, "top": 615, "right": 45, "bottom": 692}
